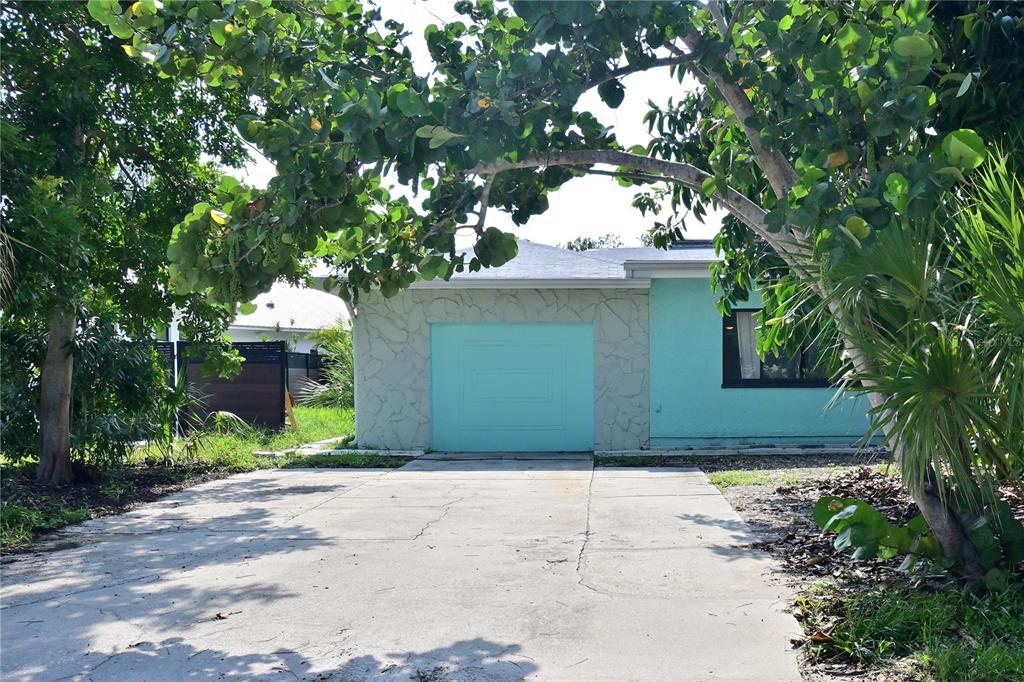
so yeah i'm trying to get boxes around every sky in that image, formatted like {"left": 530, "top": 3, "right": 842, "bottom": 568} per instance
{"left": 235, "top": 1, "right": 723, "bottom": 247}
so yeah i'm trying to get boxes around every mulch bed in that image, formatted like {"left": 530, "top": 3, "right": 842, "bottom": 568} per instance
{"left": 747, "top": 467, "right": 916, "bottom": 587}
{"left": 720, "top": 464, "right": 1024, "bottom": 681}
{"left": 723, "top": 466, "right": 1024, "bottom": 589}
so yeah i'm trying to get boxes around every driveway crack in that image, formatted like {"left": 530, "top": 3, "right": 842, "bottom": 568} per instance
{"left": 285, "top": 469, "right": 394, "bottom": 522}
{"left": 409, "top": 496, "right": 467, "bottom": 541}
{"left": 575, "top": 463, "right": 602, "bottom": 594}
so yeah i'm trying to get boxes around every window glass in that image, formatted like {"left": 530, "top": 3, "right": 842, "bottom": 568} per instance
{"left": 722, "top": 310, "right": 830, "bottom": 387}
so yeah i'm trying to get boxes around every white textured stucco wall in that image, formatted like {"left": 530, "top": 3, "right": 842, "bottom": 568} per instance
{"left": 353, "top": 287, "right": 649, "bottom": 451}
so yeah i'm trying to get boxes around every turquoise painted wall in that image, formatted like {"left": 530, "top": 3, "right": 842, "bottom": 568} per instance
{"left": 649, "top": 278, "right": 870, "bottom": 446}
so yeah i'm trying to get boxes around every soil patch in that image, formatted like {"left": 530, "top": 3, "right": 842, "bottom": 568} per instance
{"left": 1, "top": 464, "right": 240, "bottom": 557}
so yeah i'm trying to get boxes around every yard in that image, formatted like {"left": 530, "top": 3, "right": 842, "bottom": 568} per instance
{"left": 594, "top": 453, "right": 1024, "bottom": 681}
{"left": 4, "top": 445, "right": 1023, "bottom": 679}
{"left": 0, "top": 407, "right": 412, "bottom": 553}
{"left": 3, "top": 1, "right": 1023, "bottom": 680}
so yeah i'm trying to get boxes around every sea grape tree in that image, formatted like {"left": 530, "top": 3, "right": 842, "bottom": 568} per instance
{"left": 91, "top": 0, "right": 1024, "bottom": 575}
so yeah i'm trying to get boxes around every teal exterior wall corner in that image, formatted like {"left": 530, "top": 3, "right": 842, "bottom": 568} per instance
{"left": 649, "top": 278, "right": 870, "bottom": 446}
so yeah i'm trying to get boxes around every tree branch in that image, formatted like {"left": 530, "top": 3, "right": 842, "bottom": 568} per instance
{"left": 467, "top": 175, "right": 494, "bottom": 237}
{"left": 466, "top": 149, "right": 802, "bottom": 258}
{"left": 582, "top": 55, "right": 696, "bottom": 91}
{"left": 723, "top": 0, "right": 745, "bottom": 45}
{"left": 680, "top": 32, "right": 798, "bottom": 198}
{"left": 586, "top": 168, "right": 666, "bottom": 185}
{"left": 706, "top": 0, "right": 730, "bottom": 40}
{"left": 115, "top": 157, "right": 146, "bottom": 197}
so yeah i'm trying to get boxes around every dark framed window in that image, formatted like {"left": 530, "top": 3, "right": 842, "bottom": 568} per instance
{"left": 722, "top": 309, "right": 830, "bottom": 388}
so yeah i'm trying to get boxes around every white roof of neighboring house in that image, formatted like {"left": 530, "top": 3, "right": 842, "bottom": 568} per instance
{"left": 231, "top": 281, "right": 349, "bottom": 332}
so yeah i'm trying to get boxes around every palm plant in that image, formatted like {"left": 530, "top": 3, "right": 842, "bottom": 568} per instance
{"left": 771, "top": 152, "right": 1024, "bottom": 577}
{"left": 949, "top": 154, "right": 1024, "bottom": 482}
{"left": 295, "top": 320, "right": 354, "bottom": 409}
{"left": 151, "top": 368, "right": 208, "bottom": 464}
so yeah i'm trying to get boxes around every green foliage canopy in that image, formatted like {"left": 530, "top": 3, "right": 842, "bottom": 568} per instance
{"left": 0, "top": 0, "right": 256, "bottom": 468}
{"left": 88, "top": 0, "right": 1023, "bottom": 314}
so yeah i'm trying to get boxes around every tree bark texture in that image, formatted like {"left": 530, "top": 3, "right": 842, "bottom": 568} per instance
{"left": 36, "top": 304, "right": 75, "bottom": 485}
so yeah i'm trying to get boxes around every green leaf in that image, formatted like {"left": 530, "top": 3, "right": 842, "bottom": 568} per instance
{"left": 884, "top": 172, "right": 909, "bottom": 210}
{"left": 210, "top": 19, "right": 229, "bottom": 47}
{"left": 845, "top": 215, "right": 871, "bottom": 240}
{"left": 956, "top": 71, "right": 974, "bottom": 98}
{"left": 700, "top": 176, "right": 718, "bottom": 197}
{"left": 428, "top": 128, "right": 464, "bottom": 149}
{"left": 597, "top": 78, "right": 625, "bottom": 109}
{"left": 893, "top": 33, "right": 933, "bottom": 59}
{"left": 836, "top": 23, "right": 871, "bottom": 58}
{"left": 813, "top": 496, "right": 848, "bottom": 528}
{"left": 86, "top": 0, "right": 119, "bottom": 22}
{"left": 906, "top": 514, "right": 930, "bottom": 537}
{"left": 238, "top": 301, "right": 257, "bottom": 315}
{"left": 941, "top": 129, "right": 986, "bottom": 170}
{"left": 108, "top": 17, "right": 134, "bottom": 39}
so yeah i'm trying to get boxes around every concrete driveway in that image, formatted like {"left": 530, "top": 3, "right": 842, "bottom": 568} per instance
{"left": 1, "top": 455, "right": 800, "bottom": 681}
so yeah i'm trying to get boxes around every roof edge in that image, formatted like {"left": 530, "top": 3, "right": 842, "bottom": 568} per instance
{"left": 623, "top": 259, "right": 714, "bottom": 268}
{"left": 410, "top": 278, "right": 650, "bottom": 290}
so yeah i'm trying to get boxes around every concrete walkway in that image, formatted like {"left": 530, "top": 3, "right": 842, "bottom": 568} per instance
{"left": 1, "top": 455, "right": 800, "bottom": 681}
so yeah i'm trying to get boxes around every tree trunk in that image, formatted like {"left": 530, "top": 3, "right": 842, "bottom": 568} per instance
{"left": 37, "top": 305, "right": 75, "bottom": 485}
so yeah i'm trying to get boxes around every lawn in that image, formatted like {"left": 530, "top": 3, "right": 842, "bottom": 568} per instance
{"left": 798, "top": 582, "right": 1024, "bottom": 682}
{"left": 135, "top": 405, "right": 358, "bottom": 470}
{"left": 1, "top": 407, "right": 413, "bottom": 553}
{"left": 594, "top": 451, "right": 894, "bottom": 490}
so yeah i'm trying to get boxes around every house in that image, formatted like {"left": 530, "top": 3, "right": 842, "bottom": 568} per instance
{"left": 163, "top": 282, "right": 349, "bottom": 353}
{"left": 350, "top": 240, "right": 869, "bottom": 452}
{"left": 226, "top": 281, "right": 349, "bottom": 353}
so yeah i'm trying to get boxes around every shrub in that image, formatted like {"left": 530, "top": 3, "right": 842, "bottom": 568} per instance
{"left": 1, "top": 306, "right": 166, "bottom": 469}
{"left": 295, "top": 320, "right": 353, "bottom": 408}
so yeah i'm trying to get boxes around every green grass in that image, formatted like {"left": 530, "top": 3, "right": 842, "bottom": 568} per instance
{"left": 279, "top": 453, "right": 414, "bottom": 468}
{"left": 2, "top": 407, "right": 415, "bottom": 552}
{"left": 266, "top": 406, "right": 355, "bottom": 450}
{"left": 706, "top": 469, "right": 806, "bottom": 489}
{"left": 798, "top": 582, "right": 1024, "bottom": 681}
{"left": 1, "top": 502, "right": 91, "bottom": 551}
{"left": 135, "top": 406, "right": 357, "bottom": 470}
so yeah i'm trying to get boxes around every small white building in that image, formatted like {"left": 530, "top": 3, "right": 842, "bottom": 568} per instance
{"left": 227, "top": 282, "right": 350, "bottom": 353}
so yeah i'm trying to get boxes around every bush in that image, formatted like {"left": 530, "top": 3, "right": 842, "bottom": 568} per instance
{"left": 1, "top": 306, "right": 166, "bottom": 469}
{"left": 295, "top": 321, "right": 353, "bottom": 408}
{"left": 1, "top": 501, "right": 90, "bottom": 550}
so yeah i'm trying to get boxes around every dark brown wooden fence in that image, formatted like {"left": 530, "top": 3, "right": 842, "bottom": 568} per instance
{"left": 157, "top": 341, "right": 322, "bottom": 429}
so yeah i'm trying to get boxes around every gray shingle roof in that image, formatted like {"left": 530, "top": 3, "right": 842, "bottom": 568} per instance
{"left": 439, "top": 241, "right": 719, "bottom": 282}
{"left": 310, "top": 239, "right": 719, "bottom": 290}
{"left": 585, "top": 245, "right": 718, "bottom": 264}
{"left": 447, "top": 240, "right": 626, "bottom": 280}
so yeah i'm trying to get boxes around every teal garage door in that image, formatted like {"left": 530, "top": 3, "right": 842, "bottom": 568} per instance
{"left": 431, "top": 323, "right": 594, "bottom": 452}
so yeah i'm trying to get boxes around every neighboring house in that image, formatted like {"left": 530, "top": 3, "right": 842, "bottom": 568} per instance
{"left": 163, "top": 282, "right": 349, "bottom": 352}
{"left": 349, "top": 240, "right": 870, "bottom": 452}
{"left": 228, "top": 282, "right": 349, "bottom": 353}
